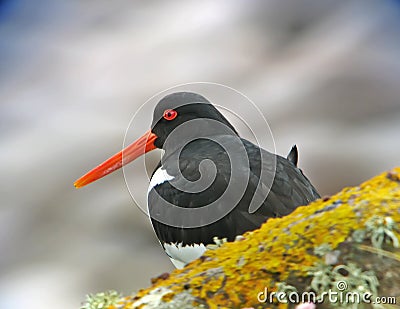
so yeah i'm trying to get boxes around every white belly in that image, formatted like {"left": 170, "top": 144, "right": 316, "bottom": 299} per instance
{"left": 163, "top": 242, "right": 207, "bottom": 269}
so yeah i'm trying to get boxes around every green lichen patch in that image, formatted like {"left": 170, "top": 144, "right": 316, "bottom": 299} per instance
{"left": 206, "top": 236, "right": 228, "bottom": 250}
{"left": 81, "top": 290, "right": 121, "bottom": 309}
{"left": 307, "top": 262, "right": 379, "bottom": 308}
{"left": 127, "top": 287, "right": 199, "bottom": 309}
{"left": 365, "top": 215, "right": 399, "bottom": 249}
{"left": 109, "top": 167, "right": 400, "bottom": 309}
{"left": 352, "top": 214, "right": 399, "bottom": 250}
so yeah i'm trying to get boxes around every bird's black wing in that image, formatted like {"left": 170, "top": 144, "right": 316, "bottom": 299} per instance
{"left": 230, "top": 138, "right": 320, "bottom": 235}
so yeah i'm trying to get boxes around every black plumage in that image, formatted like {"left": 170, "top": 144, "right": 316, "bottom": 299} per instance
{"left": 148, "top": 92, "right": 320, "bottom": 248}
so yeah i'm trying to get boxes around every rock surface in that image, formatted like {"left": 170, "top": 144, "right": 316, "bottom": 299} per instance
{"left": 102, "top": 168, "right": 400, "bottom": 309}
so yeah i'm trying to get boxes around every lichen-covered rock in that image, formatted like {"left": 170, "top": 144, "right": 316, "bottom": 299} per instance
{"left": 103, "top": 168, "right": 400, "bottom": 309}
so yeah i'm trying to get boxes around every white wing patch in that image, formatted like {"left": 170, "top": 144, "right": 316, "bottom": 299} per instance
{"left": 163, "top": 242, "right": 207, "bottom": 269}
{"left": 148, "top": 167, "right": 174, "bottom": 193}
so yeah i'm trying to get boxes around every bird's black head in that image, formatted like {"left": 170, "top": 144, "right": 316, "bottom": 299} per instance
{"left": 151, "top": 92, "right": 238, "bottom": 149}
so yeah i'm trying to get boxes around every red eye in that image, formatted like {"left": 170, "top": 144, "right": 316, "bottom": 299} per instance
{"left": 163, "top": 109, "right": 178, "bottom": 121}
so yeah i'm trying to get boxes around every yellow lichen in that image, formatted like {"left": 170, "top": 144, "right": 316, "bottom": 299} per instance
{"left": 110, "top": 168, "right": 400, "bottom": 309}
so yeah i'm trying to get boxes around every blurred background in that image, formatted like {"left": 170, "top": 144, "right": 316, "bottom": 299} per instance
{"left": 1, "top": 0, "right": 399, "bottom": 308}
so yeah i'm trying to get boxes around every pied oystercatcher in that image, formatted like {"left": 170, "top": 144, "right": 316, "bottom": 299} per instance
{"left": 74, "top": 92, "right": 320, "bottom": 268}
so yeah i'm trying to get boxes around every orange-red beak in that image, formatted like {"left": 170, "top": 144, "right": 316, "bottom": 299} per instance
{"left": 74, "top": 130, "right": 157, "bottom": 188}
